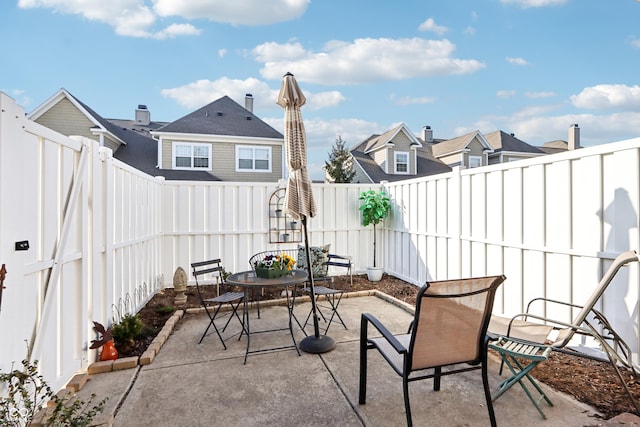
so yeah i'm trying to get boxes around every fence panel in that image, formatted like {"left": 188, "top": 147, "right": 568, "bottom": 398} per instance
{"left": 2, "top": 90, "right": 640, "bottom": 392}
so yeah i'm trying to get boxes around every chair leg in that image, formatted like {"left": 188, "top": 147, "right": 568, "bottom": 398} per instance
{"left": 323, "top": 292, "right": 347, "bottom": 334}
{"left": 228, "top": 300, "right": 247, "bottom": 340}
{"left": 482, "top": 360, "right": 498, "bottom": 427}
{"left": 403, "top": 376, "right": 413, "bottom": 427}
{"left": 359, "top": 316, "right": 368, "bottom": 404}
{"left": 433, "top": 366, "right": 441, "bottom": 391}
{"left": 198, "top": 304, "right": 227, "bottom": 349}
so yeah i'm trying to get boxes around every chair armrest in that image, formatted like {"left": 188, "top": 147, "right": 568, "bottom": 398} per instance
{"left": 325, "top": 253, "right": 352, "bottom": 268}
{"left": 525, "top": 297, "right": 583, "bottom": 314}
{"left": 361, "top": 312, "right": 407, "bottom": 354}
{"left": 506, "top": 312, "right": 588, "bottom": 338}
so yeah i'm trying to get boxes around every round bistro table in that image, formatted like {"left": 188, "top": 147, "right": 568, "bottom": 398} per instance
{"left": 226, "top": 269, "right": 308, "bottom": 364}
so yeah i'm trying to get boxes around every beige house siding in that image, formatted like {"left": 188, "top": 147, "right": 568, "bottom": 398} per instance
{"left": 34, "top": 98, "right": 121, "bottom": 151}
{"left": 465, "top": 139, "right": 487, "bottom": 167}
{"left": 351, "top": 159, "right": 372, "bottom": 184}
{"left": 372, "top": 148, "right": 387, "bottom": 172}
{"left": 161, "top": 138, "right": 282, "bottom": 181}
{"left": 388, "top": 131, "right": 416, "bottom": 174}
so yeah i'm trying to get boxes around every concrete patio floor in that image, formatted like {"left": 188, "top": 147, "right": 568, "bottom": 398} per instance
{"left": 77, "top": 293, "right": 636, "bottom": 426}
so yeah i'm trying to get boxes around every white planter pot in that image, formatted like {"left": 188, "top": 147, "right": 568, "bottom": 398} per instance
{"left": 366, "top": 267, "right": 383, "bottom": 282}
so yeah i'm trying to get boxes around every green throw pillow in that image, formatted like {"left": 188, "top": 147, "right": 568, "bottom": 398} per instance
{"left": 297, "top": 244, "right": 330, "bottom": 278}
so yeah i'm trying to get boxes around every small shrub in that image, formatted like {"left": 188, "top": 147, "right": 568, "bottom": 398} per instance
{"left": 155, "top": 305, "right": 175, "bottom": 315}
{"left": 0, "top": 359, "right": 107, "bottom": 426}
{"left": 112, "top": 313, "right": 145, "bottom": 352}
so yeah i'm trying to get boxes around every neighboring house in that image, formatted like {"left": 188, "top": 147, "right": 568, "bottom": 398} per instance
{"left": 349, "top": 124, "right": 579, "bottom": 183}
{"left": 431, "top": 129, "right": 495, "bottom": 169}
{"left": 484, "top": 130, "right": 545, "bottom": 164}
{"left": 349, "top": 123, "right": 451, "bottom": 183}
{"left": 28, "top": 89, "right": 284, "bottom": 181}
{"left": 152, "top": 95, "right": 284, "bottom": 182}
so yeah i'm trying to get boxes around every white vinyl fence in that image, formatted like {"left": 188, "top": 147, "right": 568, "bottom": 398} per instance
{"left": 1, "top": 92, "right": 639, "bottom": 393}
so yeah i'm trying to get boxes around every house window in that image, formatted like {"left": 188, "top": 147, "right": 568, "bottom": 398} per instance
{"left": 469, "top": 155, "right": 482, "bottom": 168}
{"left": 394, "top": 152, "right": 409, "bottom": 174}
{"left": 236, "top": 146, "right": 272, "bottom": 172}
{"left": 173, "top": 142, "right": 211, "bottom": 170}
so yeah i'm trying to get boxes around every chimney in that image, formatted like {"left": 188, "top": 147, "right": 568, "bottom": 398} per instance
{"left": 568, "top": 123, "right": 580, "bottom": 150}
{"left": 421, "top": 125, "right": 433, "bottom": 142}
{"left": 135, "top": 104, "right": 150, "bottom": 126}
{"left": 245, "top": 93, "right": 254, "bottom": 113}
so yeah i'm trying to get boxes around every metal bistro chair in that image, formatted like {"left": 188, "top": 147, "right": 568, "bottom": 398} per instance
{"left": 359, "top": 275, "right": 506, "bottom": 427}
{"left": 191, "top": 259, "right": 245, "bottom": 349}
{"left": 299, "top": 250, "right": 353, "bottom": 335}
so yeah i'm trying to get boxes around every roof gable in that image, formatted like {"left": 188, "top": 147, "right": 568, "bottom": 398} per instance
{"left": 156, "top": 96, "right": 283, "bottom": 139}
{"left": 432, "top": 130, "right": 493, "bottom": 157}
{"left": 362, "top": 123, "right": 421, "bottom": 153}
{"left": 484, "top": 130, "right": 543, "bottom": 154}
{"left": 28, "top": 88, "right": 128, "bottom": 146}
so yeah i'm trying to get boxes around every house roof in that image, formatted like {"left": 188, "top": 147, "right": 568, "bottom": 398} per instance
{"left": 107, "top": 118, "right": 220, "bottom": 181}
{"left": 156, "top": 96, "right": 283, "bottom": 139}
{"left": 484, "top": 130, "right": 544, "bottom": 154}
{"left": 431, "top": 130, "right": 493, "bottom": 157}
{"left": 361, "top": 123, "right": 421, "bottom": 153}
{"left": 538, "top": 139, "right": 569, "bottom": 154}
{"left": 351, "top": 137, "right": 450, "bottom": 183}
{"left": 29, "top": 88, "right": 220, "bottom": 181}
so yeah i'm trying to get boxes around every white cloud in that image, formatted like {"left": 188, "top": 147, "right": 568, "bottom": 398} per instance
{"left": 464, "top": 26, "right": 477, "bottom": 35}
{"left": 499, "top": 0, "right": 568, "bottom": 8}
{"left": 18, "top": 0, "right": 308, "bottom": 38}
{"left": 218, "top": 49, "right": 228, "bottom": 58}
{"left": 153, "top": 0, "right": 310, "bottom": 25}
{"left": 418, "top": 18, "right": 449, "bottom": 36}
{"left": 151, "top": 23, "right": 201, "bottom": 39}
{"left": 254, "top": 38, "right": 485, "bottom": 85}
{"left": 506, "top": 57, "right": 529, "bottom": 66}
{"left": 632, "top": 38, "right": 640, "bottom": 48}
{"left": 462, "top": 105, "right": 640, "bottom": 148}
{"left": 525, "top": 91, "right": 556, "bottom": 99}
{"left": 252, "top": 41, "right": 308, "bottom": 62}
{"left": 390, "top": 94, "right": 436, "bottom": 106}
{"left": 571, "top": 84, "right": 640, "bottom": 110}
{"left": 506, "top": 112, "right": 640, "bottom": 145}
{"left": 160, "top": 77, "right": 345, "bottom": 111}
{"left": 262, "top": 116, "right": 386, "bottom": 180}
{"left": 161, "top": 78, "right": 278, "bottom": 110}
{"left": 496, "top": 90, "right": 516, "bottom": 99}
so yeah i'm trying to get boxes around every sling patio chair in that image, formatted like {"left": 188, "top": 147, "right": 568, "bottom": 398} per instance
{"left": 359, "top": 275, "right": 506, "bottom": 427}
{"left": 191, "top": 258, "right": 245, "bottom": 349}
{"left": 488, "top": 249, "right": 640, "bottom": 414}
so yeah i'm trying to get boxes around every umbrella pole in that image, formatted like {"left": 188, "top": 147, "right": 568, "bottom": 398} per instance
{"left": 298, "top": 216, "right": 336, "bottom": 354}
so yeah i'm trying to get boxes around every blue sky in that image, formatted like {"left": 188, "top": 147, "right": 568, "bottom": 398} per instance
{"left": 2, "top": 0, "right": 640, "bottom": 180}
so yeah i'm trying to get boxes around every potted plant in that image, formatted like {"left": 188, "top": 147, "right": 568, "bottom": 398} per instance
{"left": 359, "top": 189, "right": 391, "bottom": 281}
{"left": 254, "top": 253, "right": 296, "bottom": 278}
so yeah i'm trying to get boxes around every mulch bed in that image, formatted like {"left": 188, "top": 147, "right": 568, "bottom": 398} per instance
{"left": 127, "top": 273, "right": 639, "bottom": 420}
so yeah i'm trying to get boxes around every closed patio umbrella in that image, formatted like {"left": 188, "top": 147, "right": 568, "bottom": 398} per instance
{"left": 277, "top": 72, "right": 335, "bottom": 353}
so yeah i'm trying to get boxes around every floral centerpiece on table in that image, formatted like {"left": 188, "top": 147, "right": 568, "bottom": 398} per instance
{"left": 255, "top": 253, "right": 296, "bottom": 278}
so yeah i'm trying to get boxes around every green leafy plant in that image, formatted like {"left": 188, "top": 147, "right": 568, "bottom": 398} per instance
{"left": 112, "top": 313, "right": 145, "bottom": 352}
{"left": 0, "top": 359, "right": 107, "bottom": 426}
{"left": 155, "top": 305, "right": 175, "bottom": 315}
{"left": 359, "top": 189, "right": 391, "bottom": 268}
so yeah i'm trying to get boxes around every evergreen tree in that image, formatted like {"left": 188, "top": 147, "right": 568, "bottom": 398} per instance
{"left": 324, "top": 136, "right": 356, "bottom": 183}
